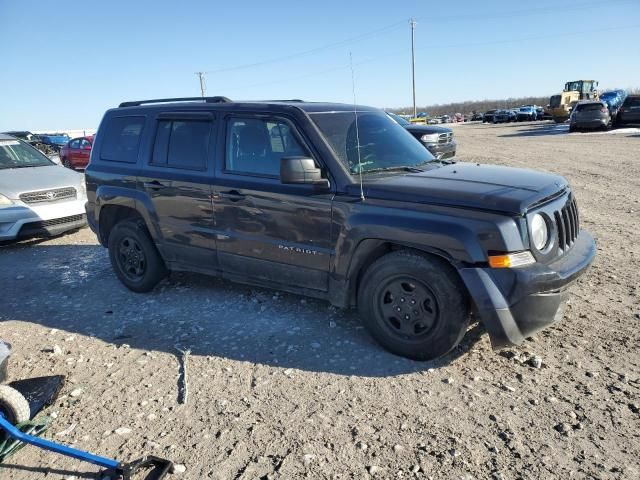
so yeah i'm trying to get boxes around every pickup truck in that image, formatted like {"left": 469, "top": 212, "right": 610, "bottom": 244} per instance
{"left": 85, "top": 97, "right": 595, "bottom": 361}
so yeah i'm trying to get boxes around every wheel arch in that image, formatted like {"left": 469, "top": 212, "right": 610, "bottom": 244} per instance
{"left": 337, "top": 239, "right": 466, "bottom": 308}
{"left": 98, "top": 205, "right": 143, "bottom": 246}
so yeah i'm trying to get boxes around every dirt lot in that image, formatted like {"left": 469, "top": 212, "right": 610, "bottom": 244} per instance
{"left": 0, "top": 121, "right": 638, "bottom": 479}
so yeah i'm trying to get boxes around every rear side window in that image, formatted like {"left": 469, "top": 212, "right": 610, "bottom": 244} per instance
{"left": 100, "top": 116, "right": 145, "bottom": 163}
{"left": 152, "top": 119, "right": 211, "bottom": 170}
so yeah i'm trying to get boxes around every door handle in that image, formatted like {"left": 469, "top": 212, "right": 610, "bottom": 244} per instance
{"left": 218, "top": 190, "right": 245, "bottom": 201}
{"left": 143, "top": 180, "right": 169, "bottom": 190}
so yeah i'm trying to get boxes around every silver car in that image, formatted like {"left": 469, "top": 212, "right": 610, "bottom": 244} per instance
{"left": 569, "top": 101, "right": 612, "bottom": 132}
{"left": 0, "top": 134, "right": 87, "bottom": 242}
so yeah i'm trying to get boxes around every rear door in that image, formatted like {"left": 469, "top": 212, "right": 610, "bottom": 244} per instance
{"left": 212, "top": 114, "right": 333, "bottom": 292}
{"left": 77, "top": 138, "right": 92, "bottom": 168}
{"left": 139, "top": 112, "right": 218, "bottom": 270}
{"left": 67, "top": 138, "right": 81, "bottom": 165}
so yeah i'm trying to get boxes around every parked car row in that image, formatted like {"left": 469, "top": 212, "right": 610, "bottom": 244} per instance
{"left": 569, "top": 95, "right": 640, "bottom": 132}
{"left": 480, "top": 105, "right": 547, "bottom": 123}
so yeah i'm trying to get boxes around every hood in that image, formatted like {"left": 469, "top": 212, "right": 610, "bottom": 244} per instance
{"left": 0, "top": 165, "right": 84, "bottom": 199}
{"left": 404, "top": 124, "right": 452, "bottom": 134}
{"left": 351, "top": 162, "right": 568, "bottom": 214}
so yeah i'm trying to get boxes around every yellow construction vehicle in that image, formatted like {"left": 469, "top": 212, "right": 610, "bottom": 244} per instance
{"left": 549, "top": 80, "right": 599, "bottom": 123}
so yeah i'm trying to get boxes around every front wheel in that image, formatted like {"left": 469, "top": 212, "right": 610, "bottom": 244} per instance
{"left": 108, "top": 219, "right": 167, "bottom": 292}
{"left": 357, "top": 251, "right": 470, "bottom": 361}
{"left": 62, "top": 157, "right": 72, "bottom": 169}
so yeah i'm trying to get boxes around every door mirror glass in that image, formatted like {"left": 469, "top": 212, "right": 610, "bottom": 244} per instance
{"left": 280, "top": 157, "right": 328, "bottom": 188}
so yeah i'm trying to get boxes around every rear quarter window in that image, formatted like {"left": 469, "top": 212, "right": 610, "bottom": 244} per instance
{"left": 100, "top": 116, "right": 146, "bottom": 163}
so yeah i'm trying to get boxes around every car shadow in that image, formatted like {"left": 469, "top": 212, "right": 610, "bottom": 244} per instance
{"left": 0, "top": 464, "right": 98, "bottom": 479}
{"left": 0, "top": 244, "right": 486, "bottom": 378}
{"left": 499, "top": 122, "right": 569, "bottom": 137}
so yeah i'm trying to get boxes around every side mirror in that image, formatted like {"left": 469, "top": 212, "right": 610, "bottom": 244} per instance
{"left": 280, "top": 157, "right": 329, "bottom": 188}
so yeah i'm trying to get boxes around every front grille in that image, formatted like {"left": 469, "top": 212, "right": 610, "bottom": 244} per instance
{"left": 438, "top": 133, "right": 453, "bottom": 144}
{"left": 20, "top": 187, "right": 76, "bottom": 204}
{"left": 554, "top": 196, "right": 579, "bottom": 252}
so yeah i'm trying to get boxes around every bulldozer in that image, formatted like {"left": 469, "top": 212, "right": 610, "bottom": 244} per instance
{"left": 549, "top": 80, "right": 599, "bottom": 123}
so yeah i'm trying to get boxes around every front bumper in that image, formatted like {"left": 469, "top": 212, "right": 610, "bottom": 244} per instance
{"left": 424, "top": 141, "right": 457, "bottom": 160}
{"left": 0, "top": 198, "right": 87, "bottom": 241}
{"left": 459, "top": 230, "right": 596, "bottom": 349}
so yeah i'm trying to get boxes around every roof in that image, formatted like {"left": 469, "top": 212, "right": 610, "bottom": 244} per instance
{"left": 114, "top": 97, "right": 378, "bottom": 114}
{"left": 0, "top": 133, "right": 17, "bottom": 141}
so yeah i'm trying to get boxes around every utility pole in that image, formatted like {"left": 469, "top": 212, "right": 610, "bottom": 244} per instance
{"left": 410, "top": 18, "right": 417, "bottom": 118}
{"left": 195, "top": 71, "right": 206, "bottom": 97}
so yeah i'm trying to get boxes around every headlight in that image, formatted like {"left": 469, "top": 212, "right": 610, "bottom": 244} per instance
{"left": 0, "top": 193, "right": 14, "bottom": 208}
{"left": 78, "top": 181, "right": 87, "bottom": 198}
{"left": 420, "top": 133, "right": 440, "bottom": 143}
{"left": 531, "top": 213, "right": 549, "bottom": 250}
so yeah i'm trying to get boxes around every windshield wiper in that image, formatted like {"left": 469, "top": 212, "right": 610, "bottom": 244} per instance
{"left": 361, "top": 166, "right": 424, "bottom": 174}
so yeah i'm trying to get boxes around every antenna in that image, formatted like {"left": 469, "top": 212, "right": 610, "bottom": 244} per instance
{"left": 349, "top": 52, "right": 365, "bottom": 202}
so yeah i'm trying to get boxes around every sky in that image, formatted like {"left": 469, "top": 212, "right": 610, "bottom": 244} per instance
{"left": 1, "top": 0, "right": 638, "bottom": 130}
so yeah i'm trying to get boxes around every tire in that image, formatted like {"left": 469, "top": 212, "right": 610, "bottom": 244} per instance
{"left": 107, "top": 219, "right": 167, "bottom": 292}
{"left": 357, "top": 251, "right": 470, "bottom": 361}
{"left": 62, "top": 157, "right": 72, "bottom": 169}
{"left": 0, "top": 385, "right": 30, "bottom": 424}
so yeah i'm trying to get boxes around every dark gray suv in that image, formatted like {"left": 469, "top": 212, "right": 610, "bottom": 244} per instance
{"left": 85, "top": 97, "right": 595, "bottom": 361}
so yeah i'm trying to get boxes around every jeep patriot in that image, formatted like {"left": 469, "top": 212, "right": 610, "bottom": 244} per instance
{"left": 85, "top": 97, "right": 596, "bottom": 360}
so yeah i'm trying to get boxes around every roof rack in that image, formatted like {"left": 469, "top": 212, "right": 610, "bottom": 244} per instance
{"left": 118, "top": 96, "right": 232, "bottom": 108}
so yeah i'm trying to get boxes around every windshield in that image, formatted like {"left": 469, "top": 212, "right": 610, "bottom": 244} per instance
{"left": 0, "top": 139, "right": 54, "bottom": 169}
{"left": 310, "top": 110, "right": 434, "bottom": 174}
{"left": 386, "top": 112, "right": 411, "bottom": 126}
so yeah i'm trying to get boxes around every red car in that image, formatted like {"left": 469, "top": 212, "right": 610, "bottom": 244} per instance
{"left": 60, "top": 136, "right": 93, "bottom": 170}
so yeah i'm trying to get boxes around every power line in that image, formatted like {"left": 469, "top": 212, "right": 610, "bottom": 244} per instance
{"left": 199, "top": 0, "right": 632, "bottom": 77}
{"left": 203, "top": 20, "right": 406, "bottom": 74}
{"left": 213, "top": 24, "right": 639, "bottom": 94}
{"left": 415, "top": 0, "right": 632, "bottom": 24}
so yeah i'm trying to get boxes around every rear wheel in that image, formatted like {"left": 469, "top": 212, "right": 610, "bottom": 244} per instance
{"left": 357, "top": 251, "right": 469, "bottom": 361}
{"left": 108, "top": 219, "right": 167, "bottom": 292}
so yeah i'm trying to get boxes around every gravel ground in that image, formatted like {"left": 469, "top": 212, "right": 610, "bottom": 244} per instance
{"left": 0, "top": 121, "right": 638, "bottom": 479}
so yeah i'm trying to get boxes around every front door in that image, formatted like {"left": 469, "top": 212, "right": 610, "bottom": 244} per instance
{"left": 213, "top": 115, "right": 333, "bottom": 292}
{"left": 140, "top": 112, "right": 218, "bottom": 270}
